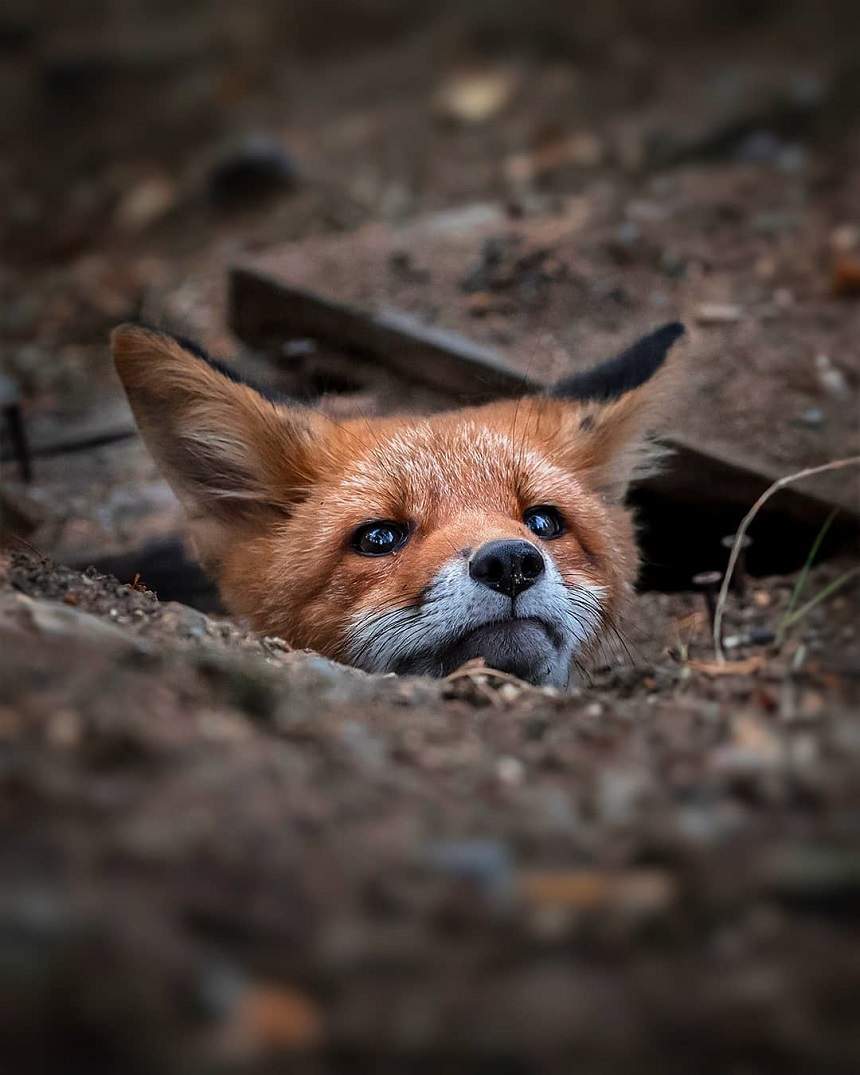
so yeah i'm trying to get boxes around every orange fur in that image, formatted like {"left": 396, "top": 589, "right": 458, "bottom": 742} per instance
{"left": 112, "top": 324, "right": 682, "bottom": 682}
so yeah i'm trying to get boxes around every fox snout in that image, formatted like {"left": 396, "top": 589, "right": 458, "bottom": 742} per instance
{"left": 111, "top": 321, "right": 686, "bottom": 688}
{"left": 469, "top": 539, "right": 545, "bottom": 597}
{"left": 347, "top": 523, "right": 607, "bottom": 687}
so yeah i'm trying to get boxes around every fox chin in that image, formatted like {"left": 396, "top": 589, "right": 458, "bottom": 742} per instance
{"left": 111, "top": 321, "right": 685, "bottom": 688}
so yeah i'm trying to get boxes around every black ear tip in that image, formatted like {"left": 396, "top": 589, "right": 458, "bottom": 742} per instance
{"left": 551, "top": 320, "right": 686, "bottom": 403}
{"left": 653, "top": 321, "right": 686, "bottom": 345}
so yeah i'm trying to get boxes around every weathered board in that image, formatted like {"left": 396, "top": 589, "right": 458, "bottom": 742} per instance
{"left": 229, "top": 264, "right": 860, "bottom": 539}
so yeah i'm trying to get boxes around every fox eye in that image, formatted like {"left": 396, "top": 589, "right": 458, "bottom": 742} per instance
{"left": 523, "top": 505, "right": 565, "bottom": 540}
{"left": 351, "top": 520, "right": 410, "bottom": 556}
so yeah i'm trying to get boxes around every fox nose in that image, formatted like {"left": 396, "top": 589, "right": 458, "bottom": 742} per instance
{"left": 469, "top": 539, "right": 546, "bottom": 599}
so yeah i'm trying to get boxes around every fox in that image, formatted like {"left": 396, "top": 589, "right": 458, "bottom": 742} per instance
{"left": 111, "top": 320, "right": 685, "bottom": 688}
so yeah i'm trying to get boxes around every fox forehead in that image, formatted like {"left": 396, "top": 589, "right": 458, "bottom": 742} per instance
{"left": 330, "top": 405, "right": 573, "bottom": 515}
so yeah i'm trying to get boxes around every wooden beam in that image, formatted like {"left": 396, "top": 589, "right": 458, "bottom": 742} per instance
{"left": 230, "top": 266, "right": 538, "bottom": 402}
{"left": 229, "top": 265, "right": 860, "bottom": 536}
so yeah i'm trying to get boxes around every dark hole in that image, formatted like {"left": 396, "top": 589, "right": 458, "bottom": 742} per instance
{"left": 631, "top": 486, "right": 855, "bottom": 592}
{"left": 73, "top": 539, "right": 223, "bottom": 612}
{"left": 306, "top": 369, "right": 364, "bottom": 396}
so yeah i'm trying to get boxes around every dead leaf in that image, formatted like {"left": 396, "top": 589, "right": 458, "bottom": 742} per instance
{"left": 505, "top": 132, "right": 603, "bottom": 183}
{"left": 220, "top": 983, "right": 323, "bottom": 1056}
{"left": 832, "top": 254, "right": 860, "bottom": 297}
{"left": 688, "top": 655, "right": 766, "bottom": 677}
{"left": 520, "top": 868, "right": 677, "bottom": 915}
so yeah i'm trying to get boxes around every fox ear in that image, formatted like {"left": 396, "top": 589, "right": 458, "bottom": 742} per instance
{"left": 112, "top": 325, "right": 327, "bottom": 554}
{"left": 549, "top": 322, "right": 686, "bottom": 499}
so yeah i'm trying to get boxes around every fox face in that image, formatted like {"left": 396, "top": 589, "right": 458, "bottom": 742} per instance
{"left": 112, "top": 322, "right": 684, "bottom": 687}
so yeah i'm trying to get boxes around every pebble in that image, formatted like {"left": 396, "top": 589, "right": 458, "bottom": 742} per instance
{"left": 434, "top": 67, "right": 517, "bottom": 124}
{"left": 695, "top": 302, "right": 742, "bottom": 324}
{"left": 814, "top": 353, "right": 849, "bottom": 397}
{"left": 208, "top": 136, "right": 298, "bottom": 208}
{"left": 282, "top": 338, "right": 317, "bottom": 359}
{"left": 798, "top": 406, "right": 825, "bottom": 428}
{"left": 114, "top": 175, "right": 176, "bottom": 231}
{"left": 427, "top": 839, "right": 514, "bottom": 904}
{"left": 830, "top": 223, "right": 859, "bottom": 253}
{"left": 496, "top": 755, "right": 525, "bottom": 785}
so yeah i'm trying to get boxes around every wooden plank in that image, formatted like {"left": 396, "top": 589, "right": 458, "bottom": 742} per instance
{"left": 0, "top": 401, "right": 137, "bottom": 464}
{"left": 230, "top": 266, "right": 538, "bottom": 402}
{"left": 229, "top": 264, "right": 860, "bottom": 536}
{"left": 644, "top": 436, "right": 859, "bottom": 535}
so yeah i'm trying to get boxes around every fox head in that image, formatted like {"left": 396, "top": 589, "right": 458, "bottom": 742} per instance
{"left": 112, "top": 321, "right": 685, "bottom": 687}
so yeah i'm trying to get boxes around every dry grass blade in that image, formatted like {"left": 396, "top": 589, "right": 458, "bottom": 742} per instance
{"left": 777, "top": 506, "right": 839, "bottom": 644}
{"left": 443, "top": 659, "right": 533, "bottom": 689}
{"left": 713, "top": 457, "right": 860, "bottom": 660}
{"left": 780, "top": 565, "right": 860, "bottom": 631}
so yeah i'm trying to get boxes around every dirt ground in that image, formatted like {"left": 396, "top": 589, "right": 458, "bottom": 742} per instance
{"left": 3, "top": 550, "right": 860, "bottom": 1073}
{"left": 2, "top": 2, "right": 860, "bottom": 1072}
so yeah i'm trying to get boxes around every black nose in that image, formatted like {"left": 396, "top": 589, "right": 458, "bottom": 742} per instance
{"left": 469, "top": 539, "right": 546, "bottom": 598}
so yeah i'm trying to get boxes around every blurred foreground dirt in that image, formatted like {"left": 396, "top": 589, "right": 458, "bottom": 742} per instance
{"left": 2, "top": 550, "right": 859, "bottom": 1073}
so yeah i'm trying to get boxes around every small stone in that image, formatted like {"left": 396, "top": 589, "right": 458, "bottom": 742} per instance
{"left": 282, "top": 338, "right": 316, "bottom": 359}
{"left": 209, "top": 136, "right": 298, "bottom": 208}
{"left": 496, "top": 755, "right": 525, "bottom": 786}
{"left": 798, "top": 406, "right": 825, "bottom": 428}
{"left": 114, "top": 175, "right": 176, "bottom": 231}
{"left": 434, "top": 67, "right": 518, "bottom": 124}
{"left": 695, "top": 302, "right": 742, "bottom": 325}
{"left": 46, "top": 709, "right": 81, "bottom": 748}
{"left": 814, "top": 353, "right": 849, "bottom": 397}
{"left": 830, "top": 223, "right": 859, "bottom": 252}
{"left": 427, "top": 839, "right": 514, "bottom": 903}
